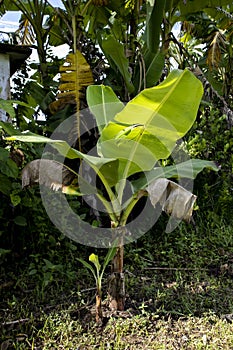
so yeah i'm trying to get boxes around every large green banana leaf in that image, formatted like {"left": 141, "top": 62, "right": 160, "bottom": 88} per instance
{"left": 98, "top": 69, "right": 203, "bottom": 179}
{"left": 133, "top": 50, "right": 165, "bottom": 90}
{"left": 101, "top": 35, "right": 135, "bottom": 94}
{"left": 86, "top": 85, "right": 124, "bottom": 132}
{"left": 87, "top": 85, "right": 158, "bottom": 174}
{"left": 146, "top": 0, "right": 166, "bottom": 53}
{"left": 143, "top": 50, "right": 165, "bottom": 89}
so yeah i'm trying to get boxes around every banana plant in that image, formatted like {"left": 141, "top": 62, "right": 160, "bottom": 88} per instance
{"left": 78, "top": 246, "right": 116, "bottom": 323}
{"left": 7, "top": 69, "right": 218, "bottom": 312}
{"left": 1, "top": 0, "right": 54, "bottom": 85}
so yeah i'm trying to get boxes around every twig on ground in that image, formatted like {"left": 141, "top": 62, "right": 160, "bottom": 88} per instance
{"left": 143, "top": 267, "right": 208, "bottom": 271}
{"left": 2, "top": 318, "right": 30, "bottom": 327}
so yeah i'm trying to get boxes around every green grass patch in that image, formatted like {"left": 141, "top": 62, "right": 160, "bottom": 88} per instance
{"left": 1, "top": 217, "right": 233, "bottom": 349}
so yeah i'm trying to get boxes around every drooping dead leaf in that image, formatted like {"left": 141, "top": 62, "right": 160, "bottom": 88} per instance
{"left": 206, "top": 31, "right": 226, "bottom": 70}
{"left": 22, "top": 159, "right": 75, "bottom": 191}
{"left": 50, "top": 51, "right": 93, "bottom": 113}
{"left": 10, "top": 148, "right": 24, "bottom": 167}
{"left": 16, "top": 18, "right": 35, "bottom": 45}
{"left": 147, "top": 178, "right": 197, "bottom": 222}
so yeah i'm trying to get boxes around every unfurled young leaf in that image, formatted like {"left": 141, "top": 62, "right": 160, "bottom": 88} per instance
{"left": 89, "top": 253, "right": 101, "bottom": 273}
{"left": 147, "top": 178, "right": 197, "bottom": 222}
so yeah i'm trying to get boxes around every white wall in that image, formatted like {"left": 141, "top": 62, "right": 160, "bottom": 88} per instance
{"left": 0, "top": 53, "right": 11, "bottom": 122}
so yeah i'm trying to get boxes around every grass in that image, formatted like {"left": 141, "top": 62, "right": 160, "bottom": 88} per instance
{"left": 2, "top": 308, "right": 233, "bottom": 349}
{"left": 1, "top": 217, "right": 233, "bottom": 349}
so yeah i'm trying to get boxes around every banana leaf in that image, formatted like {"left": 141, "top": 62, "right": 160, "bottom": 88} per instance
{"left": 50, "top": 51, "right": 93, "bottom": 113}
{"left": 7, "top": 133, "right": 119, "bottom": 188}
{"left": 132, "top": 159, "right": 219, "bottom": 191}
{"left": 146, "top": 0, "right": 166, "bottom": 53}
{"left": 101, "top": 35, "right": 135, "bottom": 94}
{"left": 21, "top": 159, "right": 96, "bottom": 195}
{"left": 99, "top": 69, "right": 203, "bottom": 179}
{"left": 86, "top": 85, "right": 124, "bottom": 132}
{"left": 147, "top": 178, "right": 197, "bottom": 222}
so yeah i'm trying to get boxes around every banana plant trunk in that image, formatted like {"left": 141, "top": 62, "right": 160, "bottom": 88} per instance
{"left": 108, "top": 243, "right": 125, "bottom": 311}
{"left": 95, "top": 292, "right": 103, "bottom": 323}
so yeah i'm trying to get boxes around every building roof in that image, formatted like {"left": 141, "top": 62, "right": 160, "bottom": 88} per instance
{"left": 0, "top": 43, "right": 32, "bottom": 75}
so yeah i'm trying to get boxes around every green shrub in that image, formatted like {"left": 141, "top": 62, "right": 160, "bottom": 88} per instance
{"left": 185, "top": 106, "right": 233, "bottom": 222}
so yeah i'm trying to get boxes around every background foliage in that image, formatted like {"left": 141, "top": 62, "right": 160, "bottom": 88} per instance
{"left": 0, "top": 0, "right": 232, "bottom": 283}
